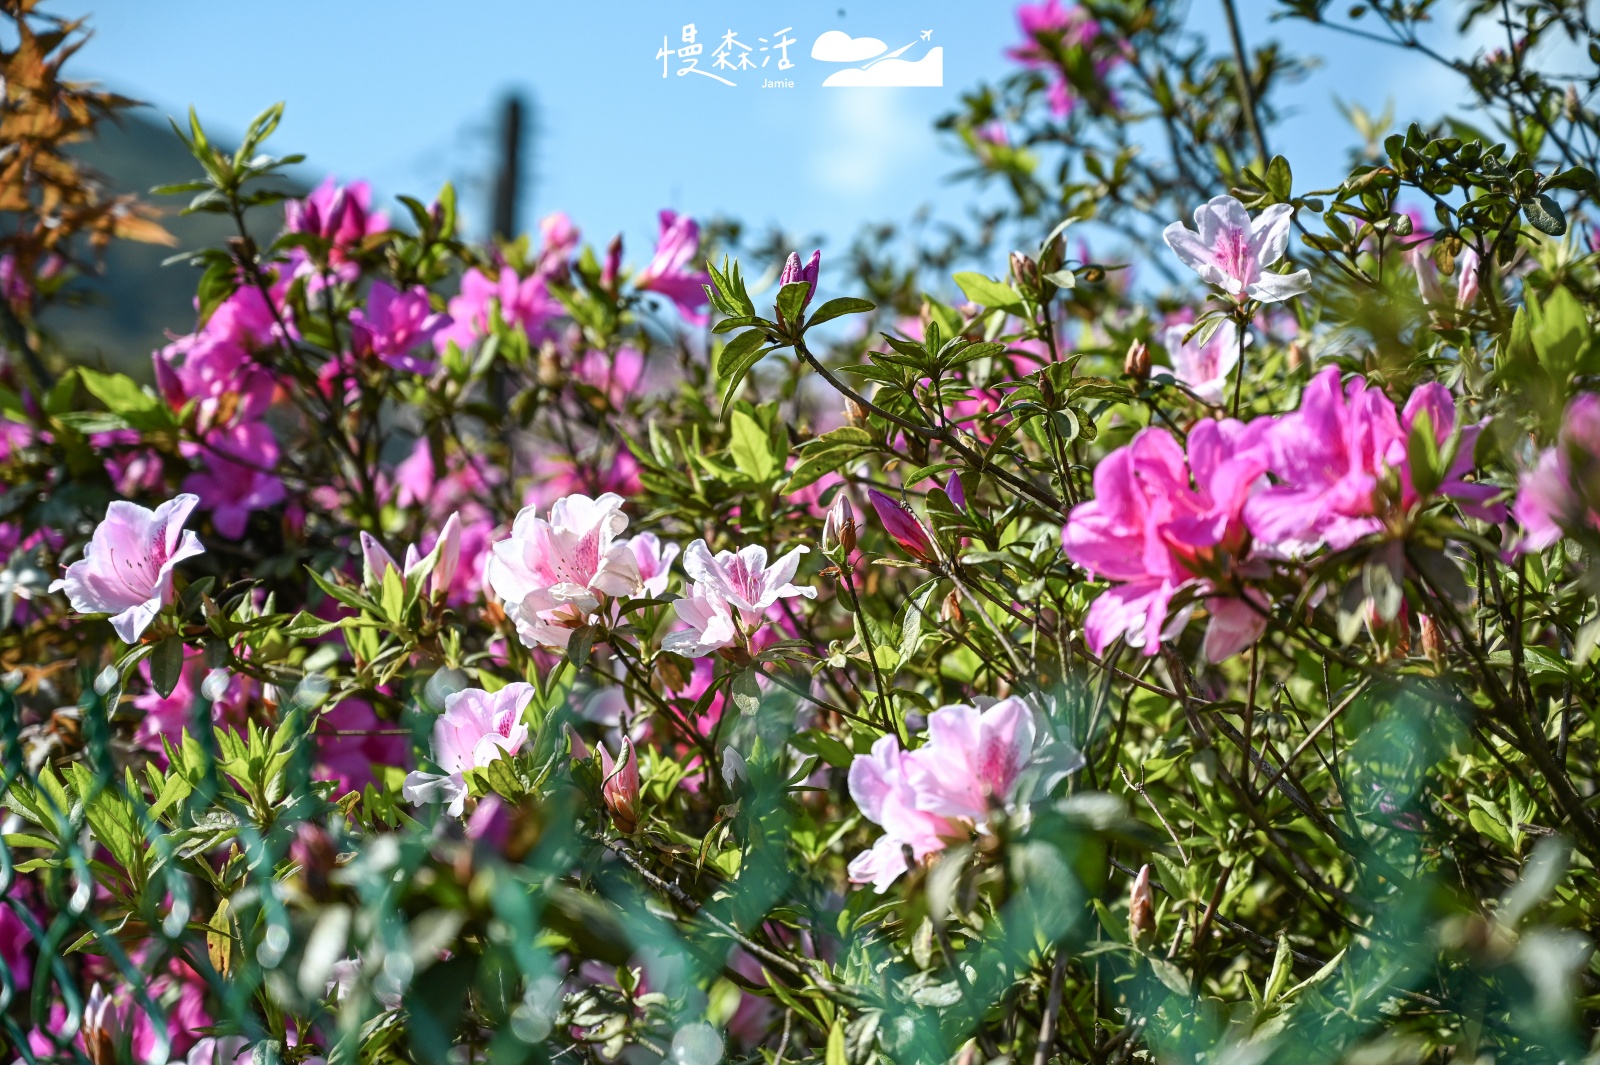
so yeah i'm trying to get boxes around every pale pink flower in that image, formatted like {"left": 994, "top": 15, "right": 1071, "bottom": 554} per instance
{"left": 848, "top": 699, "right": 1039, "bottom": 892}
{"left": 402, "top": 683, "right": 535, "bottom": 816}
{"left": 847, "top": 735, "right": 961, "bottom": 892}
{"left": 1162, "top": 319, "right": 1244, "bottom": 404}
{"left": 680, "top": 539, "right": 815, "bottom": 624}
{"left": 1163, "top": 196, "right": 1310, "bottom": 304}
{"left": 662, "top": 582, "right": 740, "bottom": 658}
{"left": 902, "top": 698, "right": 1037, "bottom": 822}
{"left": 360, "top": 512, "right": 462, "bottom": 601}
{"left": 487, "top": 493, "right": 643, "bottom": 649}
{"left": 350, "top": 281, "right": 452, "bottom": 374}
{"left": 634, "top": 210, "right": 711, "bottom": 325}
{"left": 629, "top": 532, "right": 679, "bottom": 597}
{"left": 51, "top": 494, "right": 205, "bottom": 642}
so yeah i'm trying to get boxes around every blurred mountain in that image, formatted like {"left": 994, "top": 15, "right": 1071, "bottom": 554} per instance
{"left": 40, "top": 108, "right": 307, "bottom": 380}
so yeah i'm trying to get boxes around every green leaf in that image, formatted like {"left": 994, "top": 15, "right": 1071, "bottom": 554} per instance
{"left": 807, "top": 297, "right": 875, "bottom": 327}
{"left": 731, "top": 669, "right": 762, "bottom": 716}
{"left": 825, "top": 1021, "right": 847, "bottom": 1065}
{"left": 952, "top": 272, "right": 1023, "bottom": 310}
{"left": 729, "top": 410, "right": 776, "bottom": 482}
{"left": 1264, "top": 155, "right": 1293, "bottom": 201}
{"left": 567, "top": 625, "right": 597, "bottom": 671}
{"left": 151, "top": 636, "right": 185, "bottom": 699}
{"left": 717, "top": 333, "right": 775, "bottom": 412}
{"left": 1523, "top": 194, "right": 1567, "bottom": 235}
{"left": 285, "top": 611, "right": 342, "bottom": 639}
{"left": 776, "top": 281, "right": 813, "bottom": 324}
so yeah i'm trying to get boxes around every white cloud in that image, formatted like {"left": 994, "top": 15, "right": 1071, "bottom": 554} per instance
{"left": 810, "top": 30, "right": 888, "bottom": 63}
{"left": 822, "top": 47, "right": 943, "bottom": 88}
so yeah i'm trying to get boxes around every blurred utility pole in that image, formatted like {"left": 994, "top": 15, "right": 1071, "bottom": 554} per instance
{"left": 491, "top": 93, "right": 525, "bottom": 241}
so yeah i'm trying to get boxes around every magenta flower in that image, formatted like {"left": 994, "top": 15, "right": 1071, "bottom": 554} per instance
{"left": 487, "top": 493, "right": 643, "bottom": 649}
{"left": 182, "top": 422, "right": 286, "bottom": 539}
{"left": 538, "top": 211, "right": 580, "bottom": 268}
{"left": 350, "top": 281, "right": 452, "bottom": 374}
{"left": 1162, "top": 319, "right": 1243, "bottom": 404}
{"left": 1163, "top": 196, "right": 1310, "bottom": 304}
{"left": 633, "top": 210, "right": 711, "bottom": 325}
{"left": 680, "top": 539, "right": 814, "bottom": 624}
{"left": 1007, "top": 0, "right": 1108, "bottom": 116}
{"left": 284, "top": 177, "right": 388, "bottom": 282}
{"left": 868, "top": 489, "right": 938, "bottom": 563}
{"left": 1063, "top": 420, "right": 1272, "bottom": 661}
{"left": 1513, "top": 393, "right": 1600, "bottom": 552}
{"left": 50, "top": 494, "right": 205, "bottom": 642}
{"left": 1245, "top": 368, "right": 1505, "bottom": 556}
{"left": 314, "top": 697, "right": 408, "bottom": 797}
{"left": 434, "top": 265, "right": 562, "bottom": 352}
{"left": 574, "top": 346, "right": 646, "bottom": 407}
{"left": 847, "top": 698, "right": 1039, "bottom": 892}
{"left": 360, "top": 511, "right": 462, "bottom": 602}
{"left": 402, "top": 683, "right": 534, "bottom": 816}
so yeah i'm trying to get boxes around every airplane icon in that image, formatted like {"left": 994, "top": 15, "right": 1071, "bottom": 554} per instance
{"left": 920, "top": 29, "right": 932, "bottom": 40}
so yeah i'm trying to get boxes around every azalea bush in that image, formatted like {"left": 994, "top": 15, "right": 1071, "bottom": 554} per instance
{"left": 4, "top": 1, "right": 1600, "bottom": 1063}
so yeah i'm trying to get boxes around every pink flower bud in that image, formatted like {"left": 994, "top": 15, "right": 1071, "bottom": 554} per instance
{"left": 290, "top": 822, "right": 336, "bottom": 899}
{"left": 779, "top": 250, "right": 821, "bottom": 313}
{"left": 944, "top": 471, "right": 967, "bottom": 511}
{"left": 868, "top": 489, "right": 937, "bottom": 563}
{"left": 1129, "top": 864, "right": 1154, "bottom": 940}
{"left": 822, "top": 494, "right": 857, "bottom": 557}
{"left": 1124, "top": 339, "right": 1150, "bottom": 379}
{"left": 599, "top": 738, "right": 641, "bottom": 834}
{"left": 602, "top": 234, "right": 623, "bottom": 292}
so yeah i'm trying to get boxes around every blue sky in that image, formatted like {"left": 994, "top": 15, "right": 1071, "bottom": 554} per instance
{"left": 74, "top": 0, "right": 1538, "bottom": 267}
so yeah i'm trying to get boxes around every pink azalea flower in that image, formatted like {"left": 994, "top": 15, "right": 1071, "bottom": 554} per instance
{"left": 901, "top": 698, "right": 1037, "bottom": 822}
{"left": 1513, "top": 393, "right": 1600, "bottom": 552}
{"left": 402, "top": 683, "right": 535, "bottom": 816}
{"left": 679, "top": 539, "right": 814, "bottom": 624}
{"left": 132, "top": 651, "right": 255, "bottom": 760}
{"left": 1163, "top": 196, "right": 1311, "bottom": 304}
{"left": 1162, "top": 319, "right": 1244, "bottom": 404}
{"left": 1063, "top": 420, "right": 1272, "bottom": 661}
{"left": 662, "top": 582, "right": 740, "bottom": 658}
{"left": 629, "top": 532, "right": 679, "bottom": 597}
{"left": 847, "top": 735, "right": 961, "bottom": 892}
{"left": 1007, "top": 0, "right": 1108, "bottom": 116}
{"left": 573, "top": 346, "right": 646, "bottom": 407}
{"left": 847, "top": 699, "right": 1040, "bottom": 891}
{"left": 433, "top": 265, "right": 562, "bottom": 352}
{"left": 284, "top": 177, "right": 389, "bottom": 282}
{"left": 350, "top": 281, "right": 452, "bottom": 375}
{"left": 538, "top": 211, "right": 580, "bottom": 268}
{"left": 1245, "top": 368, "right": 1505, "bottom": 556}
{"left": 154, "top": 329, "right": 276, "bottom": 431}
{"left": 50, "top": 493, "right": 205, "bottom": 642}
{"left": 633, "top": 210, "right": 711, "bottom": 325}
{"left": 487, "top": 493, "right": 643, "bottom": 649}
{"left": 314, "top": 697, "right": 409, "bottom": 796}
{"left": 182, "top": 422, "right": 286, "bottom": 539}
{"left": 360, "top": 512, "right": 462, "bottom": 601}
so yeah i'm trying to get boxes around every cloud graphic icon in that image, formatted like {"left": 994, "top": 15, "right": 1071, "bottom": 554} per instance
{"left": 811, "top": 30, "right": 888, "bottom": 63}
{"left": 822, "top": 47, "right": 943, "bottom": 87}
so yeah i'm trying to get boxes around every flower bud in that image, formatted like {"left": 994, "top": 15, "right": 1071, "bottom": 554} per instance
{"left": 1418, "top": 613, "right": 1444, "bottom": 665}
{"left": 1009, "top": 250, "right": 1040, "bottom": 295}
{"left": 843, "top": 397, "right": 868, "bottom": 426}
{"left": 1124, "top": 339, "right": 1150, "bottom": 380}
{"left": 1129, "top": 864, "right": 1155, "bottom": 942}
{"left": 602, "top": 234, "right": 623, "bottom": 293}
{"left": 1286, "top": 340, "right": 1306, "bottom": 371}
{"left": 868, "top": 489, "right": 937, "bottom": 563}
{"left": 822, "top": 495, "right": 856, "bottom": 557}
{"left": 82, "top": 985, "right": 119, "bottom": 1065}
{"left": 1456, "top": 248, "right": 1481, "bottom": 310}
{"left": 599, "top": 738, "right": 641, "bottom": 834}
{"left": 779, "top": 250, "right": 821, "bottom": 307}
